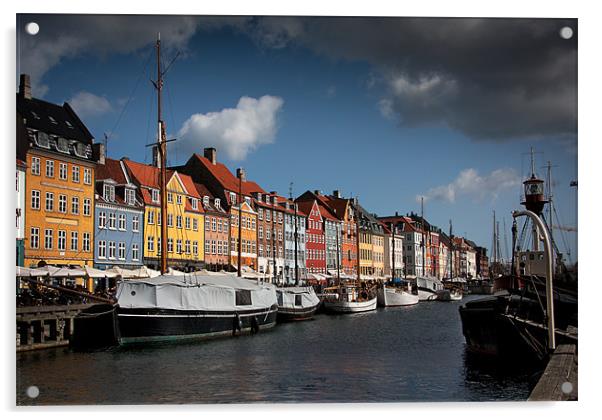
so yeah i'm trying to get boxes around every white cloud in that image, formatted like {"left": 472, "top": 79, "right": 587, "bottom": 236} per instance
{"left": 67, "top": 91, "right": 112, "bottom": 118}
{"left": 418, "top": 168, "right": 521, "bottom": 204}
{"left": 177, "top": 95, "right": 284, "bottom": 161}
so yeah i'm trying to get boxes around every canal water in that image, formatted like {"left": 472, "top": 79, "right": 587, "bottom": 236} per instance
{"left": 17, "top": 295, "right": 537, "bottom": 405}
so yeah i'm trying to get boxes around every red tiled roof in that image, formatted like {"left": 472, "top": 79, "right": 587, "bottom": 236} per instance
{"left": 96, "top": 158, "right": 128, "bottom": 184}
{"left": 191, "top": 154, "right": 267, "bottom": 196}
{"left": 16, "top": 158, "right": 27, "bottom": 168}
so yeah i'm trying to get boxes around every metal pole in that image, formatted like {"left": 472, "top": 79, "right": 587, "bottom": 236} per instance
{"left": 156, "top": 34, "right": 168, "bottom": 274}
{"left": 237, "top": 174, "right": 242, "bottom": 277}
{"left": 512, "top": 209, "right": 555, "bottom": 351}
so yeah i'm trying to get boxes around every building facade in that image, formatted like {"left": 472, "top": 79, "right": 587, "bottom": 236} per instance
{"left": 382, "top": 223, "right": 404, "bottom": 279}
{"left": 123, "top": 160, "right": 205, "bottom": 271}
{"left": 93, "top": 158, "right": 144, "bottom": 270}
{"left": 195, "top": 183, "right": 230, "bottom": 271}
{"left": 16, "top": 159, "right": 26, "bottom": 266}
{"left": 279, "top": 197, "right": 307, "bottom": 284}
{"left": 18, "top": 74, "right": 100, "bottom": 268}
{"left": 297, "top": 199, "right": 326, "bottom": 276}
{"left": 255, "top": 192, "right": 285, "bottom": 283}
{"left": 323, "top": 192, "right": 357, "bottom": 278}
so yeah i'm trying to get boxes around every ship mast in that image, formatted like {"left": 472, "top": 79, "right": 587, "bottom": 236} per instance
{"left": 355, "top": 198, "right": 361, "bottom": 284}
{"left": 421, "top": 196, "right": 426, "bottom": 277}
{"left": 156, "top": 33, "right": 168, "bottom": 274}
{"left": 449, "top": 219, "right": 453, "bottom": 279}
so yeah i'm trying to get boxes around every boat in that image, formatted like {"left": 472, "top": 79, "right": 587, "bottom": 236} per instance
{"left": 377, "top": 280, "right": 419, "bottom": 307}
{"left": 276, "top": 286, "right": 320, "bottom": 321}
{"left": 416, "top": 275, "right": 444, "bottom": 301}
{"left": 459, "top": 149, "right": 578, "bottom": 365}
{"left": 322, "top": 282, "right": 377, "bottom": 313}
{"left": 116, "top": 273, "right": 278, "bottom": 344}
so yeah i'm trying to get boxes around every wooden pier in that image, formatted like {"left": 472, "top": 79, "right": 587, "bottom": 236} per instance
{"left": 16, "top": 304, "right": 94, "bottom": 352}
{"left": 528, "top": 343, "right": 578, "bottom": 401}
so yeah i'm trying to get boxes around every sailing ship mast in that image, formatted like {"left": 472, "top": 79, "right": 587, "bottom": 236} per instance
{"left": 355, "top": 198, "right": 361, "bottom": 284}
{"left": 155, "top": 33, "right": 168, "bottom": 274}
{"left": 449, "top": 219, "right": 453, "bottom": 279}
{"left": 421, "top": 196, "right": 426, "bottom": 277}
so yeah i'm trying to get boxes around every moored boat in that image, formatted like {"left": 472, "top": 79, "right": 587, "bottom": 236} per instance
{"left": 276, "top": 286, "right": 320, "bottom": 321}
{"left": 116, "top": 273, "right": 278, "bottom": 344}
{"left": 377, "top": 282, "right": 419, "bottom": 307}
{"left": 416, "top": 276, "right": 443, "bottom": 301}
{"left": 322, "top": 282, "right": 377, "bottom": 313}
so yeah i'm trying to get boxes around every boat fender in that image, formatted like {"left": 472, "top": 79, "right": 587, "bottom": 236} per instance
{"left": 250, "top": 316, "right": 259, "bottom": 334}
{"left": 232, "top": 313, "right": 242, "bottom": 336}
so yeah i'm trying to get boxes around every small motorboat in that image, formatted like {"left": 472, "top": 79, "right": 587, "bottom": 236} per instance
{"left": 322, "top": 282, "right": 377, "bottom": 313}
{"left": 276, "top": 286, "right": 320, "bottom": 321}
{"left": 377, "top": 280, "right": 419, "bottom": 307}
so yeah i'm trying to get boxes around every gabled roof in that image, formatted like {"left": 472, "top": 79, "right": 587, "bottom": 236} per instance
{"left": 189, "top": 154, "right": 267, "bottom": 197}
{"left": 194, "top": 183, "right": 227, "bottom": 215}
{"left": 96, "top": 158, "right": 129, "bottom": 185}
{"left": 322, "top": 195, "right": 351, "bottom": 220}
{"left": 296, "top": 190, "right": 339, "bottom": 222}
{"left": 17, "top": 95, "right": 94, "bottom": 144}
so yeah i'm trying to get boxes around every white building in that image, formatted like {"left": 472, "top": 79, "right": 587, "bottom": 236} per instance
{"left": 384, "top": 228, "right": 404, "bottom": 279}
{"left": 281, "top": 200, "right": 307, "bottom": 285}
{"left": 16, "top": 159, "right": 26, "bottom": 265}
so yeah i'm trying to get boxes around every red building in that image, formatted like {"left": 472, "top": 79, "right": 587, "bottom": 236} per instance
{"left": 296, "top": 198, "right": 326, "bottom": 277}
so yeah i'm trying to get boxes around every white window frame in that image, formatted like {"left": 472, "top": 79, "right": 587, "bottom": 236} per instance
{"left": 59, "top": 163, "right": 68, "bottom": 180}
{"left": 31, "top": 157, "right": 40, "bottom": 175}
{"left": 30, "top": 227, "right": 40, "bottom": 249}
{"left": 72, "top": 165, "right": 80, "bottom": 183}
{"left": 45, "top": 160, "right": 54, "bottom": 178}
{"left": 31, "top": 190, "right": 40, "bottom": 210}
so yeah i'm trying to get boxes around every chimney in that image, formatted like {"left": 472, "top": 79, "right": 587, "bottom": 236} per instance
{"left": 333, "top": 190, "right": 341, "bottom": 198}
{"left": 204, "top": 147, "right": 217, "bottom": 164}
{"left": 92, "top": 143, "right": 105, "bottom": 165}
{"left": 236, "top": 167, "right": 246, "bottom": 182}
{"left": 395, "top": 211, "right": 399, "bottom": 217}
{"left": 19, "top": 74, "right": 32, "bottom": 99}
{"left": 314, "top": 189, "right": 321, "bottom": 195}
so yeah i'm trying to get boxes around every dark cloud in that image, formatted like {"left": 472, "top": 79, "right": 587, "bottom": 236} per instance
{"left": 17, "top": 15, "right": 577, "bottom": 143}
{"left": 237, "top": 17, "right": 577, "bottom": 143}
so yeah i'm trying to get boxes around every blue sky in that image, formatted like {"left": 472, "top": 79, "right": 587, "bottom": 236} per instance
{"left": 17, "top": 15, "right": 578, "bottom": 260}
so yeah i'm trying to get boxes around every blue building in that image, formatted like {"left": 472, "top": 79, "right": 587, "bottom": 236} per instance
{"left": 94, "top": 157, "right": 144, "bottom": 270}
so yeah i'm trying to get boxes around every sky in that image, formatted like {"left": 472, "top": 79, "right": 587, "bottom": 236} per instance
{"left": 16, "top": 14, "right": 578, "bottom": 261}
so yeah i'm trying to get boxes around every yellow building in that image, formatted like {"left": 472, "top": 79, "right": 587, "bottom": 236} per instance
{"left": 17, "top": 75, "right": 100, "bottom": 267}
{"left": 371, "top": 233, "right": 385, "bottom": 278}
{"left": 123, "top": 159, "right": 205, "bottom": 270}
{"left": 229, "top": 201, "right": 258, "bottom": 270}
{"left": 359, "top": 230, "right": 373, "bottom": 278}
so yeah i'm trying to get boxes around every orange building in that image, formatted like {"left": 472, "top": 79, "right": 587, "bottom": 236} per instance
{"left": 17, "top": 74, "right": 101, "bottom": 267}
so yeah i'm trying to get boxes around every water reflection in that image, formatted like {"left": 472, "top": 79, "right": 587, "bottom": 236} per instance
{"left": 17, "top": 296, "right": 533, "bottom": 405}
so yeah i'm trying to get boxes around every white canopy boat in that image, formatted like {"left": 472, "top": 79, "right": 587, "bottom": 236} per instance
{"left": 276, "top": 286, "right": 320, "bottom": 321}
{"left": 377, "top": 281, "right": 419, "bottom": 307}
{"left": 416, "top": 276, "right": 444, "bottom": 301}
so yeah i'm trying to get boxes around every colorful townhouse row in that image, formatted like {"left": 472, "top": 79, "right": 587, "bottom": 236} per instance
{"left": 16, "top": 74, "right": 489, "bottom": 282}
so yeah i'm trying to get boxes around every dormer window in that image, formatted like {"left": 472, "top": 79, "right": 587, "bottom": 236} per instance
{"left": 31, "top": 111, "right": 40, "bottom": 120}
{"left": 215, "top": 198, "right": 221, "bottom": 208}
{"left": 230, "top": 192, "right": 237, "bottom": 204}
{"left": 48, "top": 116, "right": 58, "bottom": 125}
{"left": 203, "top": 196, "right": 209, "bottom": 206}
{"left": 103, "top": 183, "right": 115, "bottom": 202}
{"left": 191, "top": 198, "right": 198, "bottom": 210}
{"left": 65, "top": 120, "right": 74, "bottom": 129}
{"left": 125, "top": 188, "right": 135, "bottom": 206}
{"left": 151, "top": 189, "right": 159, "bottom": 203}
{"left": 257, "top": 193, "right": 262, "bottom": 202}
{"left": 266, "top": 196, "right": 271, "bottom": 205}
{"left": 244, "top": 197, "right": 251, "bottom": 205}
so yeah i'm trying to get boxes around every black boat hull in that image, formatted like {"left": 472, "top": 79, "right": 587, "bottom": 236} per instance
{"left": 71, "top": 304, "right": 121, "bottom": 351}
{"left": 276, "top": 304, "right": 319, "bottom": 322}
{"left": 118, "top": 304, "right": 278, "bottom": 344}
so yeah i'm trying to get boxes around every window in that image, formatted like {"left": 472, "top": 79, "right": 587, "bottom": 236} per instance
{"left": 70, "top": 231, "right": 78, "bottom": 251}
{"left": 59, "top": 195, "right": 67, "bottom": 213}
{"left": 193, "top": 218, "right": 198, "bottom": 231}
{"left": 203, "top": 196, "right": 209, "bottom": 207}
{"left": 185, "top": 240, "right": 191, "bottom": 254}
{"left": 176, "top": 239, "right": 182, "bottom": 254}
{"left": 151, "top": 189, "right": 159, "bottom": 203}
{"left": 168, "top": 238, "right": 174, "bottom": 253}
{"left": 176, "top": 215, "right": 182, "bottom": 229}
{"left": 147, "top": 236, "right": 154, "bottom": 252}
{"left": 176, "top": 194, "right": 182, "bottom": 205}
{"left": 191, "top": 198, "right": 198, "bottom": 210}
{"left": 118, "top": 214, "right": 126, "bottom": 230}
{"left": 45, "top": 192, "right": 54, "bottom": 211}
{"left": 266, "top": 209, "right": 271, "bottom": 222}
{"left": 230, "top": 192, "right": 236, "bottom": 204}
{"left": 46, "top": 160, "right": 54, "bottom": 178}
{"left": 108, "top": 213, "right": 116, "bottom": 229}
{"left": 84, "top": 168, "right": 92, "bottom": 185}
{"left": 31, "top": 157, "right": 40, "bottom": 175}
{"left": 205, "top": 217, "right": 210, "bottom": 231}
{"left": 72, "top": 165, "right": 80, "bottom": 183}
{"left": 167, "top": 192, "right": 173, "bottom": 203}
{"left": 30, "top": 227, "right": 39, "bottom": 249}
{"left": 71, "top": 196, "right": 79, "bottom": 214}
{"left": 193, "top": 241, "right": 198, "bottom": 255}
{"left": 58, "top": 230, "right": 66, "bottom": 251}
{"left": 59, "top": 163, "right": 68, "bottom": 180}
{"left": 185, "top": 217, "right": 191, "bottom": 230}
{"left": 83, "top": 198, "right": 91, "bottom": 216}
{"left": 235, "top": 290, "right": 252, "bottom": 306}
{"left": 217, "top": 219, "right": 222, "bottom": 233}
{"left": 103, "top": 184, "right": 115, "bottom": 202}
{"left": 132, "top": 215, "right": 140, "bottom": 232}
{"left": 118, "top": 242, "right": 126, "bottom": 260}
{"left": 205, "top": 239, "right": 211, "bottom": 254}
{"left": 167, "top": 214, "right": 173, "bottom": 227}
{"left": 211, "top": 240, "right": 216, "bottom": 255}
{"left": 83, "top": 233, "right": 90, "bottom": 252}
{"left": 125, "top": 189, "right": 135, "bottom": 205}
{"left": 132, "top": 244, "right": 140, "bottom": 261}
{"left": 108, "top": 242, "right": 116, "bottom": 259}
{"left": 31, "top": 190, "right": 40, "bottom": 210}
{"left": 211, "top": 217, "right": 217, "bottom": 231}
{"left": 259, "top": 226, "right": 263, "bottom": 239}
{"left": 215, "top": 198, "right": 221, "bottom": 208}
{"left": 99, "top": 211, "right": 106, "bottom": 229}
{"left": 98, "top": 240, "right": 106, "bottom": 259}
{"left": 147, "top": 210, "right": 155, "bottom": 224}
